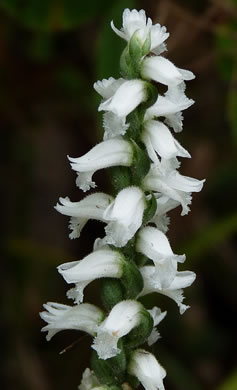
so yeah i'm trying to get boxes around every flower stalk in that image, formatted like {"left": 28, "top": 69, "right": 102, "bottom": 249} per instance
{"left": 40, "top": 8, "right": 204, "bottom": 390}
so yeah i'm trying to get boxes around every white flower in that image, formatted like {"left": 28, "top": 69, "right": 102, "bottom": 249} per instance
{"left": 92, "top": 300, "right": 143, "bottom": 359}
{"left": 136, "top": 226, "right": 185, "bottom": 289}
{"left": 111, "top": 8, "right": 169, "bottom": 55}
{"left": 141, "top": 120, "right": 190, "bottom": 162}
{"left": 147, "top": 307, "right": 167, "bottom": 346}
{"left": 145, "top": 83, "right": 194, "bottom": 133}
{"left": 128, "top": 349, "right": 166, "bottom": 390}
{"left": 40, "top": 302, "right": 104, "bottom": 341}
{"left": 143, "top": 159, "right": 205, "bottom": 215}
{"left": 69, "top": 137, "right": 133, "bottom": 191}
{"left": 55, "top": 193, "right": 113, "bottom": 239}
{"left": 141, "top": 56, "right": 195, "bottom": 87}
{"left": 95, "top": 78, "right": 148, "bottom": 117}
{"left": 103, "top": 112, "right": 129, "bottom": 140}
{"left": 78, "top": 368, "right": 101, "bottom": 390}
{"left": 104, "top": 186, "right": 146, "bottom": 247}
{"left": 57, "top": 249, "right": 124, "bottom": 303}
{"left": 139, "top": 266, "right": 196, "bottom": 314}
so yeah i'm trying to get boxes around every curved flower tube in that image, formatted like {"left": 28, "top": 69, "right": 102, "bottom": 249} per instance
{"left": 55, "top": 192, "right": 113, "bottom": 239}
{"left": 128, "top": 349, "right": 166, "bottom": 390}
{"left": 139, "top": 265, "right": 196, "bottom": 314}
{"left": 104, "top": 186, "right": 146, "bottom": 247}
{"left": 40, "top": 302, "right": 104, "bottom": 341}
{"left": 57, "top": 248, "right": 124, "bottom": 303}
{"left": 69, "top": 137, "right": 133, "bottom": 191}
{"left": 92, "top": 300, "right": 144, "bottom": 360}
{"left": 136, "top": 226, "right": 185, "bottom": 289}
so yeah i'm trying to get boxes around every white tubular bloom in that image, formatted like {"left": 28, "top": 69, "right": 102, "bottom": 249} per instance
{"left": 97, "top": 79, "right": 148, "bottom": 117}
{"left": 140, "top": 266, "right": 196, "bottom": 314}
{"left": 143, "top": 159, "right": 205, "bottom": 215}
{"left": 147, "top": 307, "right": 167, "bottom": 346}
{"left": 141, "top": 56, "right": 195, "bottom": 87}
{"left": 128, "top": 349, "right": 166, "bottom": 390}
{"left": 92, "top": 300, "right": 143, "bottom": 360}
{"left": 141, "top": 120, "right": 190, "bottom": 162}
{"left": 40, "top": 302, "right": 104, "bottom": 341}
{"left": 57, "top": 249, "right": 124, "bottom": 303}
{"left": 103, "top": 112, "right": 129, "bottom": 140}
{"left": 145, "top": 83, "right": 194, "bottom": 133}
{"left": 104, "top": 186, "right": 146, "bottom": 247}
{"left": 55, "top": 193, "right": 113, "bottom": 239}
{"left": 136, "top": 226, "right": 185, "bottom": 289}
{"left": 69, "top": 137, "right": 133, "bottom": 191}
{"left": 111, "top": 8, "right": 169, "bottom": 55}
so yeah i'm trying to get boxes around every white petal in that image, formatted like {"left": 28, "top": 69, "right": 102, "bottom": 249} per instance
{"left": 142, "top": 120, "right": 190, "bottom": 160}
{"left": 55, "top": 193, "right": 113, "bottom": 219}
{"left": 69, "top": 138, "right": 133, "bottom": 172}
{"left": 142, "top": 56, "right": 194, "bottom": 86}
{"left": 150, "top": 25, "right": 169, "bottom": 54}
{"left": 57, "top": 248, "right": 123, "bottom": 286}
{"left": 128, "top": 349, "right": 166, "bottom": 390}
{"left": 92, "top": 300, "right": 143, "bottom": 359}
{"left": 40, "top": 302, "right": 104, "bottom": 340}
{"left": 99, "top": 80, "right": 147, "bottom": 117}
{"left": 104, "top": 186, "right": 145, "bottom": 247}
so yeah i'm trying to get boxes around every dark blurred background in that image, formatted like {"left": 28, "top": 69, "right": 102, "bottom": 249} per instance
{"left": 1, "top": 0, "right": 237, "bottom": 389}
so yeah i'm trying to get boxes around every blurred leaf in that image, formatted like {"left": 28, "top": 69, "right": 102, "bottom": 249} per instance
{"left": 218, "top": 369, "right": 237, "bottom": 390}
{"left": 0, "top": 0, "right": 112, "bottom": 31}
{"left": 179, "top": 213, "right": 237, "bottom": 261}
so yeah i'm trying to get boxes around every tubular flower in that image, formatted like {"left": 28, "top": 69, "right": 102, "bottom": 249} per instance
{"left": 139, "top": 266, "right": 196, "bottom": 314}
{"left": 41, "top": 7, "right": 204, "bottom": 390}
{"left": 40, "top": 302, "right": 104, "bottom": 341}
{"left": 128, "top": 349, "right": 166, "bottom": 390}
{"left": 55, "top": 192, "right": 113, "bottom": 239}
{"left": 95, "top": 78, "right": 148, "bottom": 117}
{"left": 57, "top": 249, "right": 125, "bottom": 303}
{"left": 69, "top": 137, "right": 134, "bottom": 191}
{"left": 92, "top": 300, "right": 145, "bottom": 360}
{"left": 136, "top": 226, "right": 185, "bottom": 289}
{"left": 104, "top": 186, "right": 146, "bottom": 247}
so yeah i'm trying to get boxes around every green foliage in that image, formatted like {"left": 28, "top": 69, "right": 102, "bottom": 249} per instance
{"left": 0, "top": 0, "right": 112, "bottom": 31}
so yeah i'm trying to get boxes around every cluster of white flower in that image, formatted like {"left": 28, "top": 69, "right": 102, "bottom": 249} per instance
{"left": 40, "top": 9, "right": 204, "bottom": 390}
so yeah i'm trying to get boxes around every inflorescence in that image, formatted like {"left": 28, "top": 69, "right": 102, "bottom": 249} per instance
{"left": 40, "top": 9, "right": 205, "bottom": 390}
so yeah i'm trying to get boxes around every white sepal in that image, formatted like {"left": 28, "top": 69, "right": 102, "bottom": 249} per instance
{"left": 98, "top": 79, "right": 148, "bottom": 117}
{"left": 136, "top": 226, "right": 185, "bottom": 289}
{"left": 57, "top": 249, "right": 124, "bottom": 303}
{"left": 40, "top": 302, "right": 104, "bottom": 341}
{"left": 151, "top": 194, "right": 179, "bottom": 233}
{"left": 55, "top": 193, "right": 113, "bottom": 239}
{"left": 104, "top": 186, "right": 146, "bottom": 247}
{"left": 69, "top": 138, "right": 133, "bottom": 191}
{"left": 139, "top": 266, "right": 196, "bottom": 314}
{"left": 128, "top": 349, "right": 166, "bottom": 390}
{"left": 92, "top": 300, "right": 143, "bottom": 360}
{"left": 141, "top": 56, "right": 195, "bottom": 87}
{"left": 142, "top": 120, "right": 190, "bottom": 162}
